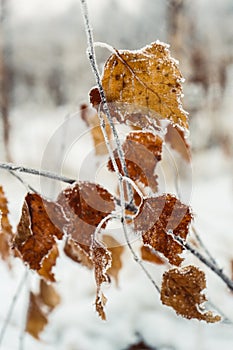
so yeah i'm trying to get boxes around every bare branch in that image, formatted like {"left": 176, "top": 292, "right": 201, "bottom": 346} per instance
{"left": 0, "top": 162, "right": 76, "bottom": 184}
{"left": 168, "top": 231, "right": 233, "bottom": 292}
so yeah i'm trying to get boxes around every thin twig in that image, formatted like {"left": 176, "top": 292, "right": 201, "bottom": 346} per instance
{"left": 168, "top": 231, "right": 233, "bottom": 291}
{"left": 79, "top": 0, "right": 134, "bottom": 204}
{"left": 9, "top": 170, "right": 36, "bottom": 193}
{"left": 80, "top": 0, "right": 160, "bottom": 293}
{"left": 0, "top": 162, "right": 76, "bottom": 184}
{"left": 0, "top": 161, "right": 138, "bottom": 212}
{"left": 0, "top": 269, "right": 28, "bottom": 347}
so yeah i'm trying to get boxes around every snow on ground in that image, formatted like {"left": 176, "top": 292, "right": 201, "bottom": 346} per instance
{"left": 0, "top": 105, "right": 233, "bottom": 350}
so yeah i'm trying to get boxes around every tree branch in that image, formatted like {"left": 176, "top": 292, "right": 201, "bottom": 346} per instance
{"left": 168, "top": 231, "right": 233, "bottom": 292}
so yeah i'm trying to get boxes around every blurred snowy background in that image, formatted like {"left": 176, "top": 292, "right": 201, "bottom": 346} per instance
{"left": 1, "top": 0, "right": 233, "bottom": 349}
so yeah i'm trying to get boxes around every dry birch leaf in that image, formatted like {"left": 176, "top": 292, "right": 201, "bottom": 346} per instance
{"left": 161, "top": 265, "right": 221, "bottom": 323}
{"left": 165, "top": 123, "right": 190, "bottom": 162}
{"left": 26, "top": 292, "right": 48, "bottom": 339}
{"left": 0, "top": 186, "right": 13, "bottom": 262}
{"left": 57, "top": 182, "right": 115, "bottom": 254}
{"left": 14, "top": 193, "right": 63, "bottom": 280}
{"left": 64, "top": 237, "right": 93, "bottom": 269}
{"left": 134, "top": 194, "right": 192, "bottom": 266}
{"left": 39, "top": 279, "right": 60, "bottom": 310}
{"left": 108, "top": 131, "right": 163, "bottom": 191}
{"left": 99, "top": 41, "right": 188, "bottom": 129}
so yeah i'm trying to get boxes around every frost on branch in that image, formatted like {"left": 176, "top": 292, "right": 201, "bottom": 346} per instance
{"left": 134, "top": 194, "right": 192, "bottom": 266}
{"left": 161, "top": 266, "right": 221, "bottom": 323}
{"left": 0, "top": 186, "right": 13, "bottom": 263}
{"left": 13, "top": 193, "right": 63, "bottom": 281}
{"left": 91, "top": 41, "right": 188, "bottom": 129}
{"left": 108, "top": 131, "right": 163, "bottom": 192}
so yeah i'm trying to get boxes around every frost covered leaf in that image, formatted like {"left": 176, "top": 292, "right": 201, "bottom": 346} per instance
{"left": 92, "top": 240, "right": 111, "bottom": 320}
{"left": 57, "top": 182, "right": 115, "bottom": 254}
{"left": 14, "top": 193, "right": 63, "bottom": 279}
{"left": 39, "top": 279, "right": 60, "bottom": 310}
{"left": 103, "top": 235, "right": 124, "bottom": 285}
{"left": 26, "top": 292, "right": 48, "bottom": 339}
{"left": 64, "top": 237, "right": 93, "bottom": 269}
{"left": 0, "top": 186, "right": 13, "bottom": 262}
{"left": 141, "top": 245, "right": 165, "bottom": 265}
{"left": 134, "top": 194, "right": 192, "bottom": 265}
{"left": 165, "top": 123, "right": 190, "bottom": 162}
{"left": 81, "top": 104, "right": 111, "bottom": 155}
{"left": 161, "top": 265, "right": 221, "bottom": 323}
{"left": 99, "top": 41, "right": 188, "bottom": 129}
{"left": 108, "top": 131, "right": 163, "bottom": 191}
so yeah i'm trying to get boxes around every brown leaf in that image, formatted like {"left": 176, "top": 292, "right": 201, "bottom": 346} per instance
{"left": 165, "top": 123, "right": 190, "bottom": 162}
{"left": 92, "top": 240, "right": 111, "bottom": 320}
{"left": 64, "top": 237, "right": 93, "bottom": 269}
{"left": 134, "top": 194, "right": 192, "bottom": 266}
{"left": 100, "top": 42, "right": 188, "bottom": 129}
{"left": 26, "top": 292, "right": 48, "bottom": 339}
{"left": 26, "top": 280, "right": 60, "bottom": 339}
{"left": 57, "top": 182, "right": 115, "bottom": 252}
{"left": 80, "top": 104, "right": 111, "bottom": 155}
{"left": 161, "top": 265, "right": 221, "bottom": 323}
{"left": 0, "top": 186, "right": 13, "bottom": 262}
{"left": 38, "top": 244, "right": 59, "bottom": 282}
{"left": 108, "top": 131, "right": 163, "bottom": 191}
{"left": 103, "top": 235, "right": 124, "bottom": 285}
{"left": 14, "top": 193, "right": 63, "bottom": 279}
{"left": 39, "top": 279, "right": 60, "bottom": 310}
{"left": 141, "top": 245, "right": 165, "bottom": 265}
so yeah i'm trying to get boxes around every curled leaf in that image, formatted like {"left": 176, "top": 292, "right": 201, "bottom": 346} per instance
{"left": 14, "top": 193, "right": 63, "bottom": 280}
{"left": 134, "top": 194, "right": 192, "bottom": 265}
{"left": 108, "top": 131, "right": 163, "bottom": 191}
{"left": 0, "top": 186, "right": 13, "bottom": 262}
{"left": 99, "top": 41, "right": 188, "bottom": 129}
{"left": 161, "top": 265, "right": 221, "bottom": 323}
{"left": 91, "top": 240, "right": 111, "bottom": 320}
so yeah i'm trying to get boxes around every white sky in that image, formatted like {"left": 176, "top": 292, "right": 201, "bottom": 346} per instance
{"left": 10, "top": 0, "right": 142, "bottom": 22}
